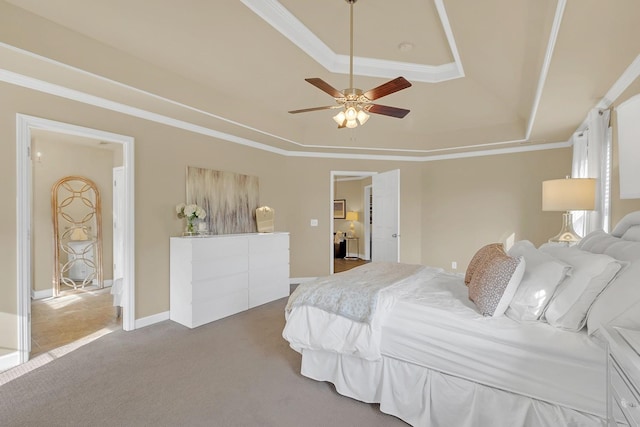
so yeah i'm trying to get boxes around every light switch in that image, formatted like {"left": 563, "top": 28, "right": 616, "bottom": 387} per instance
{"left": 310, "top": 219, "right": 318, "bottom": 227}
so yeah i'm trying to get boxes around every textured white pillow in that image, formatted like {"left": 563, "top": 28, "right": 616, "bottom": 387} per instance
{"left": 506, "top": 241, "right": 571, "bottom": 321}
{"left": 587, "top": 239, "right": 640, "bottom": 334}
{"left": 540, "top": 246, "right": 622, "bottom": 331}
{"left": 577, "top": 230, "right": 619, "bottom": 253}
{"left": 622, "top": 225, "right": 640, "bottom": 242}
{"left": 611, "top": 211, "right": 640, "bottom": 237}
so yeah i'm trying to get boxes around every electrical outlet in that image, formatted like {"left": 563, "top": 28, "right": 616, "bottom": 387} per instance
{"left": 451, "top": 261, "right": 457, "bottom": 270}
{"left": 310, "top": 219, "right": 318, "bottom": 227}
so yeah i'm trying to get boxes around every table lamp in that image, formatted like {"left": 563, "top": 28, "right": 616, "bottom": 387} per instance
{"left": 542, "top": 177, "right": 596, "bottom": 243}
{"left": 345, "top": 211, "right": 358, "bottom": 237}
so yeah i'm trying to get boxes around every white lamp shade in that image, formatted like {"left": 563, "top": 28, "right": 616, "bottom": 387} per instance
{"left": 333, "top": 111, "right": 346, "bottom": 125}
{"left": 542, "top": 178, "right": 596, "bottom": 211}
{"left": 345, "top": 211, "right": 358, "bottom": 221}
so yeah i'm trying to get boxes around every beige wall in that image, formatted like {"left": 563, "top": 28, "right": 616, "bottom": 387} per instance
{"left": 421, "top": 148, "right": 573, "bottom": 271}
{"left": 2, "top": 79, "right": 638, "bottom": 356}
{"left": 32, "top": 136, "right": 117, "bottom": 293}
{"left": 1, "top": 1, "right": 638, "bottom": 358}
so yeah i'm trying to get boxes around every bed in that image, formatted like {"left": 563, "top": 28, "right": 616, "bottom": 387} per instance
{"left": 283, "top": 211, "right": 640, "bottom": 427}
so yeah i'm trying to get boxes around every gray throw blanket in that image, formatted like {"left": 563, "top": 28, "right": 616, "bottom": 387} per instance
{"left": 286, "top": 262, "right": 425, "bottom": 323}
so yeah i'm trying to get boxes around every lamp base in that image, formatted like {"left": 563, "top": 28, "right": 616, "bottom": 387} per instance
{"left": 548, "top": 211, "right": 582, "bottom": 244}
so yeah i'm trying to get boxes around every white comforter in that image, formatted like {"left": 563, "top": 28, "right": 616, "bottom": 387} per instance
{"left": 283, "top": 262, "right": 443, "bottom": 360}
{"left": 283, "top": 263, "right": 607, "bottom": 417}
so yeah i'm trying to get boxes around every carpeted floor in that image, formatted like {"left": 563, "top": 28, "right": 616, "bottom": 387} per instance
{"left": 0, "top": 296, "right": 407, "bottom": 427}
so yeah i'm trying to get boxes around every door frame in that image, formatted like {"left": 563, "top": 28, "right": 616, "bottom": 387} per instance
{"left": 363, "top": 184, "right": 372, "bottom": 261}
{"left": 330, "top": 171, "right": 377, "bottom": 274}
{"left": 16, "top": 114, "right": 136, "bottom": 364}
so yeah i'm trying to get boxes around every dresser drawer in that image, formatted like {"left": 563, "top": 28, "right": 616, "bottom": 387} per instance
{"left": 191, "top": 289, "right": 248, "bottom": 328}
{"left": 611, "top": 356, "right": 640, "bottom": 426}
{"left": 192, "top": 272, "right": 248, "bottom": 302}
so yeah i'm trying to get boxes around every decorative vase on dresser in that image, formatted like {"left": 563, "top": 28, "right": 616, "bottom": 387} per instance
{"left": 169, "top": 232, "right": 290, "bottom": 328}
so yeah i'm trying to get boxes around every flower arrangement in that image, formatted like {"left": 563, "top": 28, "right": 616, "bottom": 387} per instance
{"left": 176, "top": 203, "right": 207, "bottom": 234}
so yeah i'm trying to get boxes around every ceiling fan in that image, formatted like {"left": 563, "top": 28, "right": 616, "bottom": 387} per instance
{"left": 288, "top": 0, "right": 412, "bottom": 129}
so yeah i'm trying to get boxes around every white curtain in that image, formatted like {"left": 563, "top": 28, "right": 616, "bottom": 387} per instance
{"left": 571, "top": 108, "right": 612, "bottom": 235}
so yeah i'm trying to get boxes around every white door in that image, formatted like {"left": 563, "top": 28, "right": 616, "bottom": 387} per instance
{"left": 372, "top": 169, "right": 400, "bottom": 262}
{"left": 363, "top": 185, "right": 372, "bottom": 261}
{"left": 112, "top": 167, "right": 125, "bottom": 308}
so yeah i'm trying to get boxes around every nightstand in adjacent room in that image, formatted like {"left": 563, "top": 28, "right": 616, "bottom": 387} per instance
{"left": 602, "top": 326, "right": 640, "bottom": 426}
{"left": 344, "top": 237, "right": 359, "bottom": 260}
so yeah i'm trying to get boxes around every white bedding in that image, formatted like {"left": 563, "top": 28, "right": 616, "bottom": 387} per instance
{"left": 283, "top": 263, "right": 442, "bottom": 360}
{"left": 283, "top": 264, "right": 608, "bottom": 420}
{"left": 381, "top": 272, "right": 607, "bottom": 417}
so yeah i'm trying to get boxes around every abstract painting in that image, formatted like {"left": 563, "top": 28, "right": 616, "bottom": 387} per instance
{"left": 186, "top": 166, "right": 259, "bottom": 235}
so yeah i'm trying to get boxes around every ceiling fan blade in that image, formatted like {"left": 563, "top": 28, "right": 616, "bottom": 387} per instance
{"left": 305, "top": 78, "right": 344, "bottom": 98}
{"left": 289, "top": 105, "right": 341, "bottom": 114}
{"left": 363, "top": 77, "right": 412, "bottom": 101}
{"left": 364, "top": 104, "right": 411, "bottom": 119}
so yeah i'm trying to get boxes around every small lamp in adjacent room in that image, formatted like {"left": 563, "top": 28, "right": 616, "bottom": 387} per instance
{"left": 542, "top": 177, "right": 596, "bottom": 243}
{"left": 345, "top": 211, "right": 358, "bottom": 238}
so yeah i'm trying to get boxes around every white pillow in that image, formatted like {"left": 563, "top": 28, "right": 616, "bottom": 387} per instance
{"left": 577, "top": 230, "right": 618, "bottom": 253}
{"left": 622, "top": 225, "right": 640, "bottom": 242}
{"left": 540, "top": 246, "right": 622, "bottom": 331}
{"left": 586, "top": 239, "right": 640, "bottom": 334}
{"left": 506, "top": 241, "right": 571, "bottom": 321}
{"left": 611, "top": 211, "right": 640, "bottom": 237}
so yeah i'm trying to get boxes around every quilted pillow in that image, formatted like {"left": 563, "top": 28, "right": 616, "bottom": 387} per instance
{"left": 611, "top": 211, "right": 640, "bottom": 237}
{"left": 506, "top": 240, "right": 571, "bottom": 321}
{"left": 468, "top": 252, "right": 525, "bottom": 317}
{"left": 622, "top": 225, "right": 640, "bottom": 242}
{"left": 465, "top": 243, "right": 504, "bottom": 285}
{"left": 540, "top": 245, "right": 623, "bottom": 331}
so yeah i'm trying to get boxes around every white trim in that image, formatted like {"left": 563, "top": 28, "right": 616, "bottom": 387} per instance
{"left": 574, "top": 53, "right": 640, "bottom": 134}
{"left": 1, "top": 35, "right": 637, "bottom": 164}
{"left": 240, "top": 0, "right": 464, "bottom": 83}
{"left": 16, "top": 114, "right": 136, "bottom": 366}
{"left": 134, "top": 311, "right": 170, "bottom": 329}
{"left": 31, "top": 280, "right": 113, "bottom": 300}
{"left": 16, "top": 115, "right": 31, "bottom": 364}
{"left": 525, "top": 0, "right": 566, "bottom": 139}
{"left": 599, "top": 55, "right": 640, "bottom": 109}
{"left": 0, "top": 351, "right": 20, "bottom": 373}
{"left": 0, "top": 68, "right": 573, "bottom": 164}
{"left": 1, "top": 47, "right": 570, "bottom": 160}
{"left": 331, "top": 171, "right": 378, "bottom": 274}
{"left": 31, "top": 288, "right": 53, "bottom": 300}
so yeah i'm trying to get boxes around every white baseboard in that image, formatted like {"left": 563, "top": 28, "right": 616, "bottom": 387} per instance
{"left": 0, "top": 351, "right": 20, "bottom": 373}
{"left": 134, "top": 310, "right": 169, "bottom": 329}
{"left": 31, "top": 288, "right": 53, "bottom": 300}
{"left": 32, "top": 281, "right": 115, "bottom": 301}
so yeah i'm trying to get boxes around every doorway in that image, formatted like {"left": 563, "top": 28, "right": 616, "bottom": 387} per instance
{"left": 16, "top": 114, "right": 135, "bottom": 365}
{"left": 330, "top": 170, "right": 400, "bottom": 274}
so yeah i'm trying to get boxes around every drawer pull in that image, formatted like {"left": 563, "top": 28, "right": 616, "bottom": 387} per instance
{"left": 621, "top": 398, "right": 638, "bottom": 408}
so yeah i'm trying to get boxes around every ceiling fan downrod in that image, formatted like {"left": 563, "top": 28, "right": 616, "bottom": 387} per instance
{"left": 346, "top": 0, "right": 357, "bottom": 90}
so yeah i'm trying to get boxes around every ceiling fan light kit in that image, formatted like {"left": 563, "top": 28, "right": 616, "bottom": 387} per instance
{"left": 289, "top": 0, "right": 412, "bottom": 129}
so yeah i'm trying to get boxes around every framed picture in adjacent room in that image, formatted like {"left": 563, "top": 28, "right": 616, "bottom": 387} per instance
{"left": 333, "top": 199, "right": 346, "bottom": 219}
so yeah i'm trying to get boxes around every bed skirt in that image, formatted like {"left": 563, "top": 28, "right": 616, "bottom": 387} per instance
{"left": 300, "top": 349, "right": 608, "bottom": 427}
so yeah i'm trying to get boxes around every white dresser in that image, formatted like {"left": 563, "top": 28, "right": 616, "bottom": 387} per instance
{"left": 602, "top": 326, "right": 640, "bottom": 427}
{"left": 170, "top": 232, "right": 289, "bottom": 328}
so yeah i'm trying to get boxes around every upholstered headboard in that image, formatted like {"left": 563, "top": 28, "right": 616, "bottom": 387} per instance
{"left": 578, "top": 211, "right": 640, "bottom": 335}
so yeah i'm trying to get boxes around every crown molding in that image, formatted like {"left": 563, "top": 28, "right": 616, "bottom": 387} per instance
{"left": 0, "top": 66, "right": 575, "bottom": 163}
{"left": 525, "top": 0, "right": 566, "bottom": 139}
{"left": 240, "top": 0, "right": 464, "bottom": 83}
